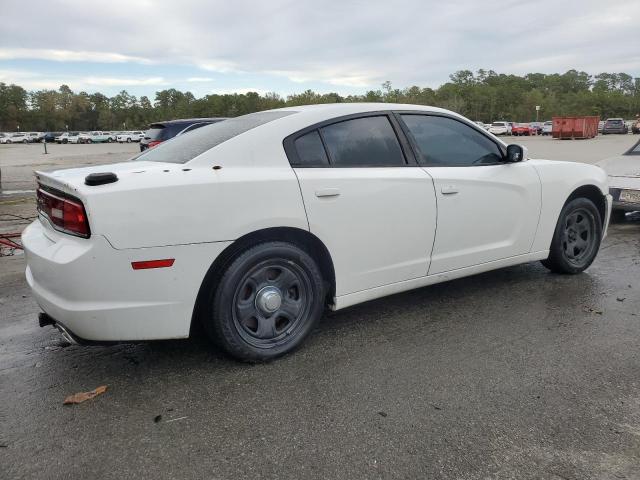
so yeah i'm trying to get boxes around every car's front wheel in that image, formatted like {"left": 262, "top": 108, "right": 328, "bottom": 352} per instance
{"left": 542, "top": 197, "right": 602, "bottom": 274}
{"left": 204, "top": 241, "right": 325, "bottom": 362}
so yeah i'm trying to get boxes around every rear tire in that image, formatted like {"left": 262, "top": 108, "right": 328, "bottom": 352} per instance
{"left": 203, "top": 241, "right": 325, "bottom": 362}
{"left": 541, "top": 197, "right": 602, "bottom": 274}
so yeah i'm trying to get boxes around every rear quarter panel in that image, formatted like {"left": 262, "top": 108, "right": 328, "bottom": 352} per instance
{"left": 529, "top": 159, "right": 608, "bottom": 252}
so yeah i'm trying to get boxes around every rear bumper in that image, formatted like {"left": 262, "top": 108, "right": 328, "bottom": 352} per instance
{"left": 23, "top": 220, "right": 231, "bottom": 341}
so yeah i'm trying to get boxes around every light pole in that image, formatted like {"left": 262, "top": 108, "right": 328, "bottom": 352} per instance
{"left": 535, "top": 105, "right": 540, "bottom": 123}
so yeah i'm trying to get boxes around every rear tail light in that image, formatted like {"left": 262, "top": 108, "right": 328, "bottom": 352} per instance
{"left": 36, "top": 186, "right": 90, "bottom": 238}
{"left": 148, "top": 140, "right": 162, "bottom": 148}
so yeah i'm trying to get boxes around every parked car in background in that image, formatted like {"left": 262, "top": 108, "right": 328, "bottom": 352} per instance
{"left": 597, "top": 138, "right": 640, "bottom": 221}
{"left": 23, "top": 103, "right": 611, "bottom": 361}
{"left": 104, "top": 131, "right": 118, "bottom": 142}
{"left": 0, "top": 133, "right": 10, "bottom": 143}
{"left": 632, "top": 118, "right": 640, "bottom": 134}
{"left": 529, "top": 122, "right": 543, "bottom": 135}
{"left": 598, "top": 120, "right": 605, "bottom": 133}
{"left": 40, "top": 132, "right": 62, "bottom": 143}
{"left": 511, "top": 123, "right": 536, "bottom": 136}
{"left": 55, "top": 132, "right": 71, "bottom": 144}
{"left": 6, "top": 132, "right": 30, "bottom": 143}
{"left": 67, "top": 132, "right": 86, "bottom": 144}
{"left": 602, "top": 118, "right": 629, "bottom": 135}
{"left": 117, "top": 131, "right": 145, "bottom": 143}
{"left": 140, "top": 118, "right": 226, "bottom": 151}
{"left": 489, "top": 121, "right": 510, "bottom": 135}
{"left": 85, "top": 131, "right": 112, "bottom": 143}
{"left": 542, "top": 121, "right": 553, "bottom": 136}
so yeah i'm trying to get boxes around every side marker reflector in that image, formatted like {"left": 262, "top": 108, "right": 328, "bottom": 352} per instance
{"left": 131, "top": 259, "right": 175, "bottom": 270}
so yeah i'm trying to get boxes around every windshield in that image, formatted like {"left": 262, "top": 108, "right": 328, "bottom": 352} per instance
{"left": 492, "top": 122, "right": 505, "bottom": 127}
{"left": 625, "top": 140, "right": 640, "bottom": 155}
{"left": 606, "top": 119, "right": 623, "bottom": 125}
{"left": 137, "top": 111, "right": 295, "bottom": 164}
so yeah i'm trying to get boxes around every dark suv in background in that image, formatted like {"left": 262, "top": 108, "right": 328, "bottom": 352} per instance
{"left": 602, "top": 118, "right": 629, "bottom": 135}
{"left": 140, "top": 117, "right": 227, "bottom": 151}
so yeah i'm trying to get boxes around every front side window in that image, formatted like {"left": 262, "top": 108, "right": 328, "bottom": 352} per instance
{"left": 320, "top": 116, "right": 405, "bottom": 167}
{"left": 402, "top": 115, "right": 503, "bottom": 167}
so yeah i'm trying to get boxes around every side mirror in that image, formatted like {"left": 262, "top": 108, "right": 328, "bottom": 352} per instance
{"left": 505, "top": 144, "right": 528, "bottom": 162}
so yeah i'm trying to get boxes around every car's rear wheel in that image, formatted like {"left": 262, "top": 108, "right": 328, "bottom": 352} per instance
{"left": 542, "top": 197, "right": 602, "bottom": 274}
{"left": 204, "top": 241, "right": 325, "bottom": 362}
{"left": 126, "top": 138, "right": 131, "bottom": 143}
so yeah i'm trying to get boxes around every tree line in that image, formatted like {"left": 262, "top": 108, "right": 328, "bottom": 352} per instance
{"left": 1, "top": 69, "right": 638, "bottom": 132}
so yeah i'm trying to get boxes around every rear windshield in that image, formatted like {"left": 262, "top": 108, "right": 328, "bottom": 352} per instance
{"left": 606, "top": 119, "right": 623, "bottom": 125}
{"left": 146, "top": 124, "right": 186, "bottom": 141}
{"left": 137, "top": 111, "right": 295, "bottom": 164}
{"left": 492, "top": 122, "right": 505, "bottom": 127}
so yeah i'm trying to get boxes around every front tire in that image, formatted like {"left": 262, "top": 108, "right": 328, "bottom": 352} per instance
{"left": 542, "top": 197, "right": 602, "bottom": 274}
{"left": 204, "top": 241, "right": 325, "bottom": 362}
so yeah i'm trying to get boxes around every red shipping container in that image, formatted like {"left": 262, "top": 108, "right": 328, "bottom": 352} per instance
{"left": 552, "top": 116, "right": 599, "bottom": 139}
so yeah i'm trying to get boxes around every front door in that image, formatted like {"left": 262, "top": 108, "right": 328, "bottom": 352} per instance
{"left": 399, "top": 113, "right": 541, "bottom": 274}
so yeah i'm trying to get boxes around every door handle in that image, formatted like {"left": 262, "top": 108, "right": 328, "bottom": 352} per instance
{"left": 440, "top": 185, "right": 459, "bottom": 195}
{"left": 315, "top": 188, "right": 341, "bottom": 198}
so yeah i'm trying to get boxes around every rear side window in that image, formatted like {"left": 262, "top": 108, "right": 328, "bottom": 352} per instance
{"left": 320, "top": 116, "right": 405, "bottom": 167}
{"left": 294, "top": 131, "right": 329, "bottom": 166}
{"left": 401, "top": 115, "right": 503, "bottom": 167}
{"left": 137, "top": 111, "right": 295, "bottom": 164}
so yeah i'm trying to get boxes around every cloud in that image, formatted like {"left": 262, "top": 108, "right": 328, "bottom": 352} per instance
{"left": 82, "top": 77, "right": 167, "bottom": 87}
{"left": 0, "top": 48, "right": 152, "bottom": 64}
{"left": 0, "top": 0, "right": 638, "bottom": 92}
{"left": 0, "top": 69, "right": 166, "bottom": 90}
{"left": 208, "top": 87, "right": 270, "bottom": 96}
{"left": 187, "top": 77, "right": 214, "bottom": 82}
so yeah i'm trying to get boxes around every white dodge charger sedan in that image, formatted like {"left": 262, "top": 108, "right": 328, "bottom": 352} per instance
{"left": 23, "top": 103, "right": 612, "bottom": 361}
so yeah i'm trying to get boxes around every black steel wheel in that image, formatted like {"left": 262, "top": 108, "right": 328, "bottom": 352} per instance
{"left": 542, "top": 197, "right": 602, "bottom": 274}
{"left": 204, "top": 241, "right": 325, "bottom": 362}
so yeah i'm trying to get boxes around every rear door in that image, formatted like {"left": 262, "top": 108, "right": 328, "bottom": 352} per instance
{"left": 398, "top": 113, "right": 541, "bottom": 274}
{"left": 287, "top": 113, "right": 437, "bottom": 296}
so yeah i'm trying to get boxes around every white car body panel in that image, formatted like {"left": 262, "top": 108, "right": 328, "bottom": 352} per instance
{"left": 295, "top": 166, "right": 437, "bottom": 296}
{"left": 528, "top": 160, "right": 610, "bottom": 251}
{"left": 424, "top": 162, "right": 541, "bottom": 274}
{"left": 23, "top": 220, "right": 230, "bottom": 340}
{"left": 22, "top": 103, "right": 611, "bottom": 342}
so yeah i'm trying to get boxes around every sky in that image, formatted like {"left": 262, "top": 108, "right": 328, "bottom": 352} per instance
{"left": 0, "top": 0, "right": 638, "bottom": 98}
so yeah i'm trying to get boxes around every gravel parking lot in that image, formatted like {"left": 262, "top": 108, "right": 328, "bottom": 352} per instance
{"left": 1, "top": 135, "right": 639, "bottom": 479}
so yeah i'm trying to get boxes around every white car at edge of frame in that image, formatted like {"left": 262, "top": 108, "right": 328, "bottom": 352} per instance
{"left": 597, "top": 138, "right": 640, "bottom": 221}
{"left": 23, "top": 103, "right": 612, "bottom": 362}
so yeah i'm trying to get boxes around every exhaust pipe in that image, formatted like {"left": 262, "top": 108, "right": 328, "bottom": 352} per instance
{"left": 38, "top": 312, "right": 55, "bottom": 327}
{"left": 38, "top": 312, "right": 79, "bottom": 345}
{"left": 55, "top": 323, "right": 79, "bottom": 345}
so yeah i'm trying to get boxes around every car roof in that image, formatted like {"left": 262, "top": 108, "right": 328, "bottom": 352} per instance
{"left": 270, "top": 103, "right": 468, "bottom": 127}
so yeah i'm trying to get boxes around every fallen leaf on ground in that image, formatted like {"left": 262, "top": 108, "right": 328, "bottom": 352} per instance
{"left": 63, "top": 385, "right": 107, "bottom": 405}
